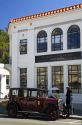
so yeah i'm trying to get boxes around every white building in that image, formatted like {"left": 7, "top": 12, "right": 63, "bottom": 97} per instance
{"left": 8, "top": 3, "right": 82, "bottom": 110}
{"left": 0, "top": 64, "right": 10, "bottom": 98}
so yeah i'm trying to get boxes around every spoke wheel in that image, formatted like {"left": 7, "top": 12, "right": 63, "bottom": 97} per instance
{"left": 48, "top": 109, "right": 58, "bottom": 121}
{"left": 62, "top": 107, "right": 69, "bottom": 118}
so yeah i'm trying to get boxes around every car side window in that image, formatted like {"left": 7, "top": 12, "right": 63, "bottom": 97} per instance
{"left": 31, "top": 91, "right": 37, "bottom": 97}
{"left": 24, "top": 90, "right": 28, "bottom": 97}
{"left": 28, "top": 91, "right": 37, "bottom": 101}
{"left": 12, "top": 90, "right": 18, "bottom": 96}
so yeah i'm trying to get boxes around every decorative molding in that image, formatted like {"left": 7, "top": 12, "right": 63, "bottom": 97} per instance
{"left": 34, "top": 19, "right": 82, "bottom": 29}
{"left": 18, "top": 29, "right": 28, "bottom": 33}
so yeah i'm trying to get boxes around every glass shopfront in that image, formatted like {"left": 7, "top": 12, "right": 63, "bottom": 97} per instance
{"left": 37, "top": 67, "right": 48, "bottom": 89}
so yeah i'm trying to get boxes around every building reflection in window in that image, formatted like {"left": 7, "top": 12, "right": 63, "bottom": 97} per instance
{"left": 20, "top": 39, "right": 27, "bottom": 54}
{"left": 67, "top": 25, "right": 80, "bottom": 49}
{"left": 37, "top": 31, "right": 47, "bottom": 53}
{"left": 51, "top": 28, "right": 63, "bottom": 51}
{"left": 20, "top": 68, "right": 27, "bottom": 88}
{"left": 68, "top": 65, "right": 81, "bottom": 93}
{"left": 37, "top": 67, "right": 48, "bottom": 89}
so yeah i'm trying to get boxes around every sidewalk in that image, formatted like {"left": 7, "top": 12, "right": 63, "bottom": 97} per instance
{"left": 69, "top": 115, "right": 82, "bottom": 120}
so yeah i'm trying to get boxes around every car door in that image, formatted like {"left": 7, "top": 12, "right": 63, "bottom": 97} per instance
{"left": 26, "top": 90, "right": 38, "bottom": 111}
{"left": 18, "top": 89, "right": 28, "bottom": 111}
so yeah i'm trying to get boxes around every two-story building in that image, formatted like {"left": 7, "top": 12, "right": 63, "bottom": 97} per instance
{"left": 8, "top": 3, "right": 82, "bottom": 112}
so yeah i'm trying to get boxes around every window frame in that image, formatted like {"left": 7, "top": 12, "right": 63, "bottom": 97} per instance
{"left": 51, "top": 28, "right": 63, "bottom": 51}
{"left": 67, "top": 25, "right": 80, "bottom": 49}
{"left": 20, "top": 39, "right": 27, "bottom": 54}
{"left": 20, "top": 68, "right": 27, "bottom": 88}
{"left": 37, "top": 67, "right": 48, "bottom": 89}
{"left": 68, "top": 65, "right": 81, "bottom": 93}
{"left": 52, "top": 66, "right": 64, "bottom": 93}
{"left": 37, "top": 31, "right": 47, "bottom": 53}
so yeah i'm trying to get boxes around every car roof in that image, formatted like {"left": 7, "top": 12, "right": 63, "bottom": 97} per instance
{"left": 10, "top": 88, "right": 47, "bottom": 91}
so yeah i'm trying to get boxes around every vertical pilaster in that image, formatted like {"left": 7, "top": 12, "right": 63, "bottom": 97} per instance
{"left": 12, "top": 32, "right": 19, "bottom": 87}
{"left": 48, "top": 66, "right": 52, "bottom": 90}
{"left": 63, "top": 28, "right": 67, "bottom": 51}
{"left": 47, "top": 31, "right": 51, "bottom": 52}
{"left": 64, "top": 65, "right": 68, "bottom": 94}
{"left": 34, "top": 67, "right": 37, "bottom": 88}
{"left": 81, "top": 64, "right": 82, "bottom": 90}
{"left": 80, "top": 24, "right": 82, "bottom": 49}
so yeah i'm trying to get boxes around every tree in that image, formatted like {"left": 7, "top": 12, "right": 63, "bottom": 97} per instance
{"left": 0, "top": 29, "right": 9, "bottom": 64}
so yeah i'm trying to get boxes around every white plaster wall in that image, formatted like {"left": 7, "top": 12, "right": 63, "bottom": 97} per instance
{"left": 0, "top": 64, "right": 10, "bottom": 98}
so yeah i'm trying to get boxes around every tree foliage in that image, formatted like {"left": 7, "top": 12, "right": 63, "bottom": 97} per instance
{"left": 0, "top": 29, "right": 9, "bottom": 64}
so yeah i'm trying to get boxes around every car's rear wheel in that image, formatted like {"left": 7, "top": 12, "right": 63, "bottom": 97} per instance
{"left": 8, "top": 104, "right": 18, "bottom": 118}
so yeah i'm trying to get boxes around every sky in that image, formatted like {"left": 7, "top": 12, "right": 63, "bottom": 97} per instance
{"left": 0, "top": 0, "right": 82, "bottom": 30}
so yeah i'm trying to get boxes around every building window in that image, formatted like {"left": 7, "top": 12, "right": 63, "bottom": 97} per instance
{"left": 37, "top": 67, "right": 48, "bottom": 89}
{"left": 68, "top": 65, "right": 81, "bottom": 93}
{"left": 37, "top": 31, "right": 47, "bottom": 53}
{"left": 6, "top": 75, "right": 9, "bottom": 89}
{"left": 52, "top": 66, "right": 64, "bottom": 92}
{"left": 67, "top": 25, "right": 80, "bottom": 49}
{"left": 20, "top": 39, "right": 27, "bottom": 54}
{"left": 51, "top": 28, "right": 63, "bottom": 51}
{"left": 20, "top": 68, "right": 27, "bottom": 88}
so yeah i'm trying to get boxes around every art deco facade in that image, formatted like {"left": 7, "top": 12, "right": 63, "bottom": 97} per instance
{"left": 8, "top": 4, "right": 82, "bottom": 105}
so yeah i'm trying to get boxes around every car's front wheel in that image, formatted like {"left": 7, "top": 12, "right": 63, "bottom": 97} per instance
{"left": 48, "top": 109, "right": 58, "bottom": 121}
{"left": 8, "top": 103, "right": 18, "bottom": 118}
{"left": 62, "top": 105, "right": 70, "bottom": 118}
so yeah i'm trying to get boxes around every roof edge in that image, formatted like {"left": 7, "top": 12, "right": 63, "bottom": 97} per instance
{"left": 10, "top": 3, "right": 82, "bottom": 23}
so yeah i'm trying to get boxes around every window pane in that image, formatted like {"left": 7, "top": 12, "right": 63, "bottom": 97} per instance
{"left": 51, "top": 28, "right": 63, "bottom": 51}
{"left": 37, "top": 67, "right": 48, "bottom": 89}
{"left": 67, "top": 25, "right": 80, "bottom": 49}
{"left": 37, "top": 31, "right": 47, "bottom": 53}
{"left": 52, "top": 66, "right": 64, "bottom": 93}
{"left": 68, "top": 65, "right": 81, "bottom": 93}
{"left": 20, "top": 68, "right": 27, "bottom": 88}
{"left": 20, "top": 39, "right": 27, "bottom": 54}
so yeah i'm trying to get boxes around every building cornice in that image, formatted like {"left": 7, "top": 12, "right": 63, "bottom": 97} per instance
{"left": 10, "top": 3, "right": 82, "bottom": 23}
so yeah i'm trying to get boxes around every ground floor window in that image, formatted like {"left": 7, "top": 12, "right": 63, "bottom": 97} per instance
{"left": 20, "top": 68, "right": 27, "bottom": 88}
{"left": 68, "top": 65, "right": 81, "bottom": 93}
{"left": 37, "top": 67, "right": 48, "bottom": 89}
{"left": 52, "top": 66, "right": 64, "bottom": 92}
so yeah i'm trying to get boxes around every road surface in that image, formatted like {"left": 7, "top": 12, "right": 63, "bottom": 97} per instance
{"left": 0, "top": 115, "right": 81, "bottom": 125}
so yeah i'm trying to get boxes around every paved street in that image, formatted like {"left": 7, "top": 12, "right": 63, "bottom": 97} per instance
{"left": 0, "top": 115, "right": 81, "bottom": 125}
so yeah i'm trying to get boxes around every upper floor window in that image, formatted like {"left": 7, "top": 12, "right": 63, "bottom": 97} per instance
{"left": 37, "top": 31, "right": 47, "bottom": 53}
{"left": 67, "top": 25, "right": 80, "bottom": 49}
{"left": 51, "top": 28, "right": 63, "bottom": 51}
{"left": 20, "top": 39, "right": 27, "bottom": 54}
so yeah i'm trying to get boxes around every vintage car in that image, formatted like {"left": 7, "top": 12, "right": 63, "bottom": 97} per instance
{"left": 6, "top": 88, "right": 59, "bottom": 120}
